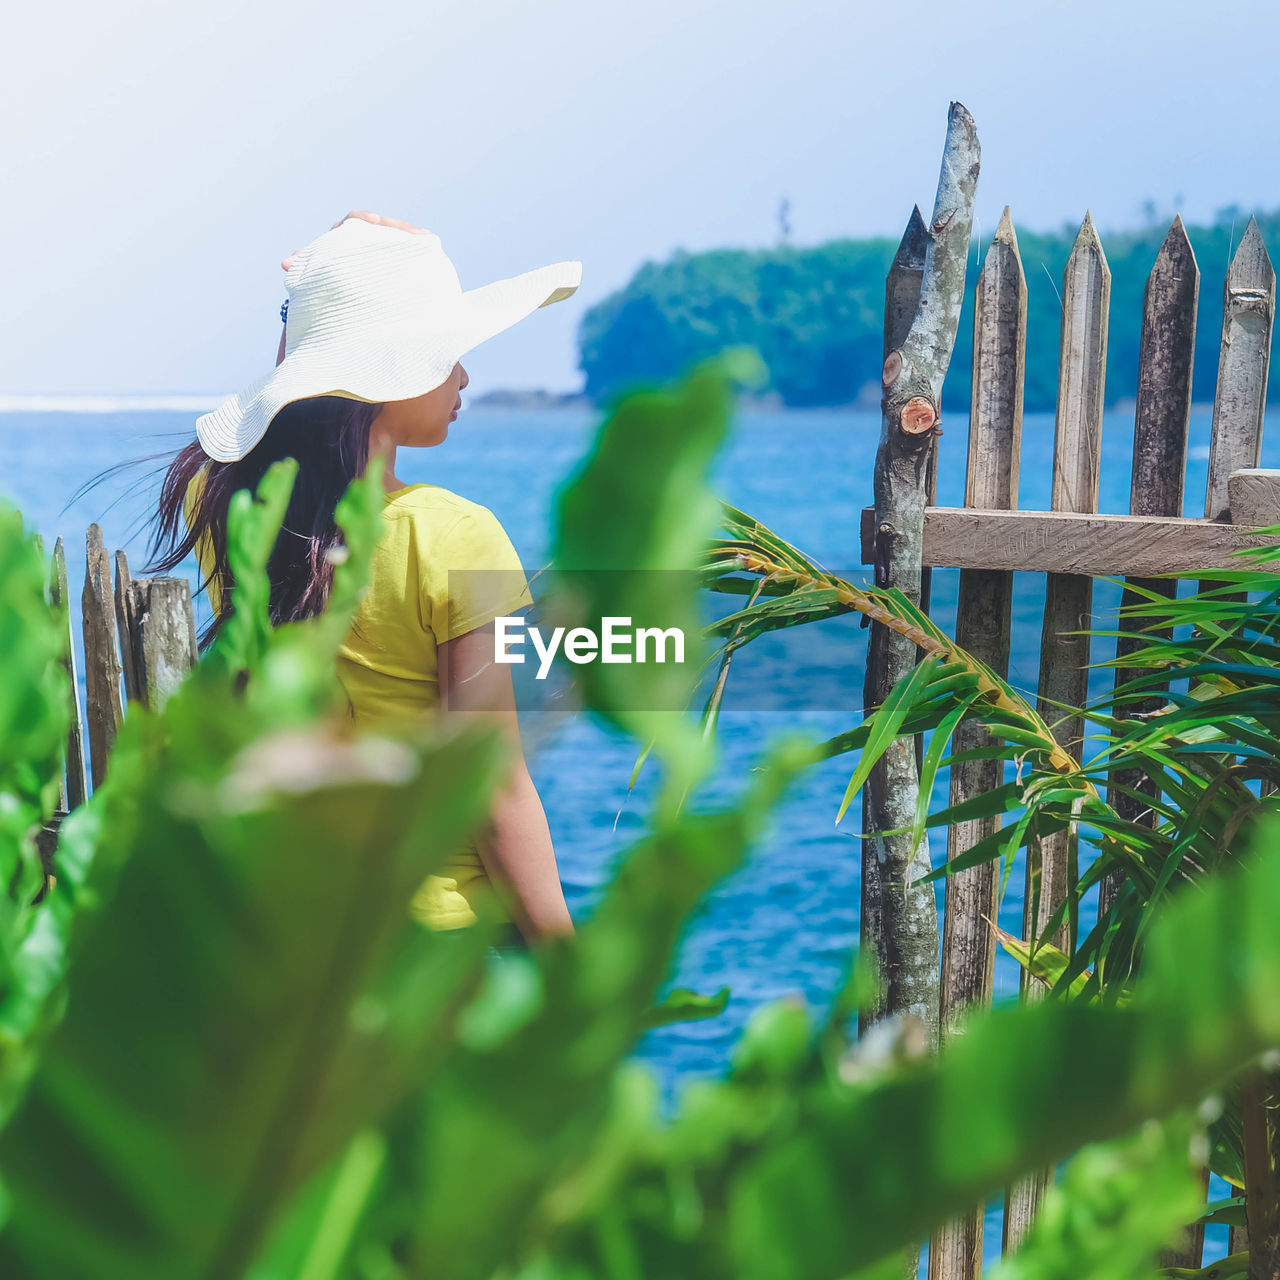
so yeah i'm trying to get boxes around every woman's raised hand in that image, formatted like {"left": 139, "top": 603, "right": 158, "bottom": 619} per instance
{"left": 281, "top": 211, "right": 432, "bottom": 272}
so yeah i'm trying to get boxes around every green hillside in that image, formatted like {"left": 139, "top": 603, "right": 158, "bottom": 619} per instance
{"left": 578, "top": 208, "right": 1279, "bottom": 411}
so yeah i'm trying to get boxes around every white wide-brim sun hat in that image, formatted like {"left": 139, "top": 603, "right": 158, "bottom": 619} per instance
{"left": 196, "top": 218, "right": 582, "bottom": 462}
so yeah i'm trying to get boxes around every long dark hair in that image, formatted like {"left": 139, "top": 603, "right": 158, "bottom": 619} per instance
{"left": 147, "top": 395, "right": 383, "bottom": 650}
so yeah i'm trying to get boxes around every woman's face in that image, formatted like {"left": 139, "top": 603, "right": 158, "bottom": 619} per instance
{"left": 371, "top": 361, "right": 469, "bottom": 448}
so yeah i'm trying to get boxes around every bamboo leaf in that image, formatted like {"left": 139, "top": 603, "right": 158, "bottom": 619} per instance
{"left": 910, "top": 695, "right": 978, "bottom": 856}
{"left": 993, "top": 925, "right": 1095, "bottom": 1001}
{"left": 835, "top": 657, "right": 941, "bottom": 825}
{"left": 1195, "top": 1196, "right": 1247, "bottom": 1229}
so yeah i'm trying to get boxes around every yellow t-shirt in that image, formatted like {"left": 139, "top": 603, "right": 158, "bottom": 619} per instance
{"left": 183, "top": 470, "right": 534, "bottom": 929}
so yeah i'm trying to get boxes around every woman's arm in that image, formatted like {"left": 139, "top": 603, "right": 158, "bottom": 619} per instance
{"left": 438, "top": 622, "right": 573, "bottom": 943}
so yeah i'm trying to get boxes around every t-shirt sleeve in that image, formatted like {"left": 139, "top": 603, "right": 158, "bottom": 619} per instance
{"left": 421, "top": 506, "right": 534, "bottom": 644}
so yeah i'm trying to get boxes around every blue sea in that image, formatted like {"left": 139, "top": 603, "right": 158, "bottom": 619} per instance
{"left": 2, "top": 401, "right": 1268, "bottom": 1265}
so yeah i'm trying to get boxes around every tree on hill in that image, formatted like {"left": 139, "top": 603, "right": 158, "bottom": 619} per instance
{"left": 578, "top": 209, "right": 1280, "bottom": 412}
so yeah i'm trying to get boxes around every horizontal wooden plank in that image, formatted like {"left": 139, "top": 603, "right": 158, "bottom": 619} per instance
{"left": 1227, "top": 469, "right": 1280, "bottom": 529}
{"left": 860, "top": 506, "right": 1280, "bottom": 575}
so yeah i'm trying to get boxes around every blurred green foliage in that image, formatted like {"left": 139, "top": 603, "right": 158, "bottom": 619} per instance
{"left": 551, "top": 347, "right": 766, "bottom": 802}
{"left": 0, "top": 361, "right": 1277, "bottom": 1277}
{"left": 702, "top": 474, "right": 1280, "bottom": 1268}
{"left": 986, "top": 1124, "right": 1203, "bottom": 1280}
{"left": 0, "top": 506, "right": 71, "bottom": 1122}
{"left": 579, "top": 207, "right": 1280, "bottom": 411}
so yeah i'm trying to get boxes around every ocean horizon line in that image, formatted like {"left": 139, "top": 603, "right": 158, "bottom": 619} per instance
{"left": 0, "top": 394, "right": 226, "bottom": 413}
{"left": 0, "top": 392, "right": 1227, "bottom": 418}
{"left": 0, "top": 390, "right": 583, "bottom": 414}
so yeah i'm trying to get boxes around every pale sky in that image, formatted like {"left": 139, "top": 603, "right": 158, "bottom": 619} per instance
{"left": 4, "top": 0, "right": 1277, "bottom": 397}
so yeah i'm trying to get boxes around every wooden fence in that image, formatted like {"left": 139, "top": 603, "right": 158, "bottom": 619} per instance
{"left": 35, "top": 529, "right": 197, "bottom": 886}
{"left": 861, "top": 209, "right": 1276, "bottom": 1276}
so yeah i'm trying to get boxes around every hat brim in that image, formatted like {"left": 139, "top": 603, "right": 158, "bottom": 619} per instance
{"left": 455, "top": 262, "right": 582, "bottom": 353}
{"left": 196, "top": 259, "right": 582, "bottom": 463}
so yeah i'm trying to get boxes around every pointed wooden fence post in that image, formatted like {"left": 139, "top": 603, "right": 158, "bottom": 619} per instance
{"left": 1206, "top": 218, "right": 1274, "bottom": 523}
{"left": 1098, "top": 217, "right": 1209, "bottom": 1271}
{"left": 50, "top": 536, "right": 87, "bottom": 811}
{"left": 81, "top": 524, "right": 124, "bottom": 791}
{"left": 881, "top": 206, "right": 939, "bottom": 629}
{"left": 860, "top": 100, "right": 978, "bottom": 1280}
{"left": 930, "top": 208, "right": 1025, "bottom": 1280}
{"left": 115, "top": 549, "right": 141, "bottom": 705}
{"left": 862, "top": 204, "right": 929, "bottom": 1016}
{"left": 1002, "top": 214, "right": 1110, "bottom": 1254}
{"left": 1034, "top": 211, "right": 1109, "bottom": 942}
{"left": 1102, "top": 218, "right": 1199, "bottom": 916}
{"left": 1189, "top": 217, "right": 1276, "bottom": 658}
{"left": 884, "top": 206, "right": 929, "bottom": 357}
{"left": 1203, "top": 219, "right": 1279, "bottom": 1280}
{"left": 860, "top": 99, "right": 980, "bottom": 1046}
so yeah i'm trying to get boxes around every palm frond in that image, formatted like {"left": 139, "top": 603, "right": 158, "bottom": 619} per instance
{"left": 703, "top": 504, "right": 1084, "bottom": 782}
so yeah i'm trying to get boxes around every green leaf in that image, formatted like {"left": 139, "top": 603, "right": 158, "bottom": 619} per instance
{"left": 551, "top": 357, "right": 750, "bottom": 806}
{"left": 403, "top": 736, "right": 816, "bottom": 1280}
{"left": 911, "top": 693, "right": 980, "bottom": 855}
{"left": 835, "top": 656, "right": 941, "bottom": 825}
{"left": 644, "top": 986, "right": 731, "bottom": 1030}
{"left": 1195, "top": 1195, "right": 1246, "bottom": 1229}
{"left": 722, "top": 817, "right": 1280, "bottom": 1275}
{"left": 993, "top": 925, "right": 1096, "bottom": 1002}
{"left": 0, "top": 712, "right": 507, "bottom": 1280}
{"left": 985, "top": 1123, "right": 1202, "bottom": 1280}
{"left": 0, "top": 466, "right": 512, "bottom": 1279}
{"left": 248, "top": 1129, "right": 389, "bottom": 1280}
{"left": 1160, "top": 1254, "right": 1249, "bottom": 1279}
{"left": 0, "top": 509, "right": 73, "bottom": 1118}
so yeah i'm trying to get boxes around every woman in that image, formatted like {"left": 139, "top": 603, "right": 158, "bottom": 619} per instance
{"left": 148, "top": 210, "right": 578, "bottom": 946}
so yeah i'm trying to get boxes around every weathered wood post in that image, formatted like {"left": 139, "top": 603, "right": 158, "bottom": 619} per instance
{"left": 50, "top": 537, "right": 87, "bottom": 811}
{"left": 124, "top": 577, "right": 199, "bottom": 711}
{"left": 884, "top": 207, "right": 929, "bottom": 358}
{"left": 931, "top": 207, "right": 1025, "bottom": 1280}
{"left": 1242, "top": 1063, "right": 1280, "bottom": 1279}
{"left": 115, "top": 549, "right": 141, "bottom": 705}
{"left": 1206, "top": 219, "right": 1274, "bottom": 524}
{"left": 880, "top": 206, "right": 939, "bottom": 640}
{"left": 1105, "top": 217, "right": 1208, "bottom": 1270}
{"left": 882, "top": 207, "right": 933, "bottom": 715}
{"left": 1104, "top": 218, "right": 1198, "bottom": 913}
{"left": 1229, "top": 469, "right": 1280, "bottom": 527}
{"left": 1205, "top": 217, "right": 1278, "bottom": 1280}
{"left": 1033, "top": 212, "right": 1109, "bottom": 943}
{"left": 1002, "top": 214, "right": 1110, "bottom": 1253}
{"left": 1195, "top": 219, "right": 1276, "bottom": 641}
{"left": 860, "top": 100, "right": 980, "bottom": 1075}
{"left": 82, "top": 524, "right": 124, "bottom": 790}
